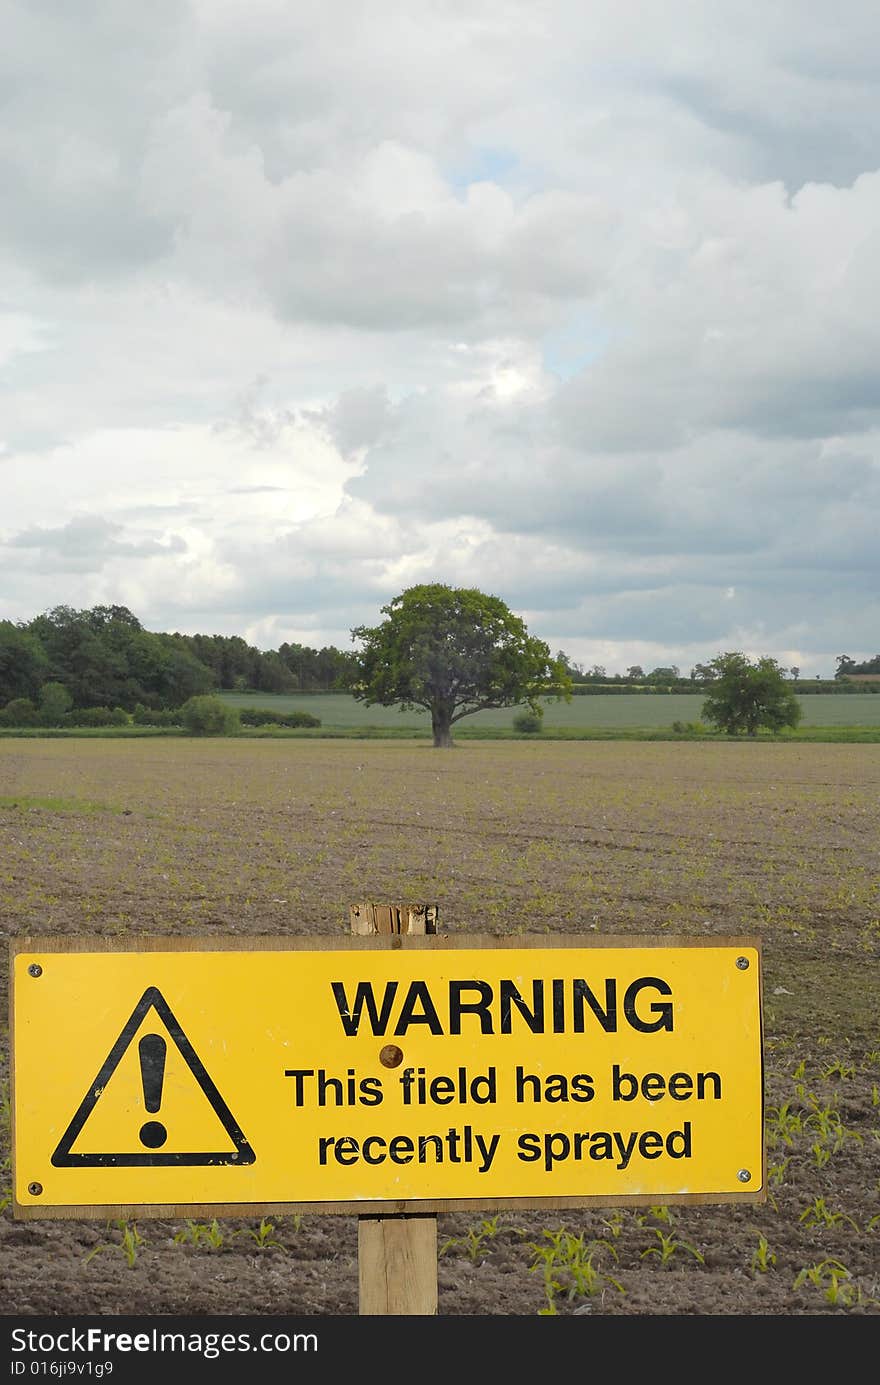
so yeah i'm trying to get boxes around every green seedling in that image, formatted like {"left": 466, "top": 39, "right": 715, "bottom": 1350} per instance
{"left": 85, "top": 1220, "right": 146, "bottom": 1269}
{"left": 440, "top": 1215, "right": 503, "bottom": 1263}
{"left": 767, "top": 1156, "right": 789, "bottom": 1186}
{"left": 766, "top": 1101, "right": 803, "bottom": 1146}
{"left": 0, "top": 1080, "right": 10, "bottom": 1214}
{"left": 238, "top": 1218, "right": 284, "bottom": 1250}
{"left": 804, "top": 1102, "right": 856, "bottom": 1148}
{"left": 600, "top": 1211, "right": 627, "bottom": 1240}
{"left": 820, "top": 1060, "right": 856, "bottom": 1080}
{"left": 793, "top": 1259, "right": 863, "bottom": 1307}
{"left": 528, "top": 1229, "right": 624, "bottom": 1314}
{"left": 798, "top": 1197, "right": 858, "bottom": 1231}
{"left": 0, "top": 1158, "right": 11, "bottom": 1215}
{"left": 173, "top": 1219, "right": 225, "bottom": 1249}
{"left": 640, "top": 1227, "right": 705, "bottom": 1265}
{"left": 750, "top": 1235, "right": 777, "bottom": 1273}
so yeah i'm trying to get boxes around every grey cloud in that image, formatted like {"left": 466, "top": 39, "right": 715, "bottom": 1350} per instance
{"left": 310, "top": 386, "right": 393, "bottom": 456}
{"left": 0, "top": 3, "right": 192, "bottom": 280}
{"left": 6, "top": 516, "right": 187, "bottom": 571}
{"left": 345, "top": 382, "right": 879, "bottom": 555}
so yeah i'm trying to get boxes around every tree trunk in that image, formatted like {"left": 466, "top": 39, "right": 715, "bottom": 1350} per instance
{"left": 431, "top": 704, "right": 454, "bottom": 748}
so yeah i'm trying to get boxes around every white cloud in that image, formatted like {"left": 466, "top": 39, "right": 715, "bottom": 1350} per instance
{"left": 2, "top": 1, "right": 879, "bottom": 674}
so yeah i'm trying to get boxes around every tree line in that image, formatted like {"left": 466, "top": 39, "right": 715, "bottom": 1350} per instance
{"left": 835, "top": 653, "right": 880, "bottom": 675}
{"left": 0, "top": 604, "right": 359, "bottom": 713}
{"left": 1, "top": 600, "right": 876, "bottom": 723}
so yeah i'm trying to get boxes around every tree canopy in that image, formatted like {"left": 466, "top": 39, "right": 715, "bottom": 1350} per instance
{"left": 350, "top": 584, "right": 572, "bottom": 747}
{"left": 0, "top": 604, "right": 360, "bottom": 713}
{"left": 700, "top": 652, "right": 802, "bottom": 736}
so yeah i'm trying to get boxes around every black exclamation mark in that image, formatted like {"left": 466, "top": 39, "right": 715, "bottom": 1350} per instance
{"left": 138, "top": 1033, "right": 168, "bottom": 1149}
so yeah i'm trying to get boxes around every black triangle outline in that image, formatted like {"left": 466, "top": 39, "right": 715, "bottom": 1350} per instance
{"left": 51, "top": 986, "right": 256, "bottom": 1168}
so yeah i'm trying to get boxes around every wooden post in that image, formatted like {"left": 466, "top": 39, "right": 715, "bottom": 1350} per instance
{"left": 350, "top": 902, "right": 439, "bottom": 1316}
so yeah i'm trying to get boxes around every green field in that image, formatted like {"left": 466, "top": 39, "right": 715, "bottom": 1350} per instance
{"left": 219, "top": 690, "right": 880, "bottom": 734}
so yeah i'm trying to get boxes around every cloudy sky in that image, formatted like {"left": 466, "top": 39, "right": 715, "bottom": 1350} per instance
{"left": 2, "top": 0, "right": 878, "bottom": 677}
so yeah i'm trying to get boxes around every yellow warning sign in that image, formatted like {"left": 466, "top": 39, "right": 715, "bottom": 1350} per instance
{"left": 50, "top": 986, "right": 254, "bottom": 1169}
{"left": 10, "top": 935, "right": 765, "bottom": 1216}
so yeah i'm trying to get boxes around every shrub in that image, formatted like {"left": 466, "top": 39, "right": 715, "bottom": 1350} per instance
{"left": 133, "top": 704, "right": 182, "bottom": 726}
{"left": 65, "top": 706, "right": 131, "bottom": 727}
{"left": 238, "top": 707, "right": 322, "bottom": 729}
{"left": 513, "top": 709, "right": 543, "bottom": 734}
{"left": 0, "top": 697, "right": 39, "bottom": 726}
{"left": 284, "top": 710, "right": 321, "bottom": 728}
{"left": 67, "top": 707, "right": 112, "bottom": 727}
{"left": 179, "top": 695, "right": 240, "bottom": 736}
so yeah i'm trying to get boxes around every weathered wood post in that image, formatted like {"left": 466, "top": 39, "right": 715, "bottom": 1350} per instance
{"left": 349, "top": 902, "right": 439, "bottom": 1316}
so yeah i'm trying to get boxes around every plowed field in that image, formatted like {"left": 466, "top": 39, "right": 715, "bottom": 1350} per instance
{"left": 1, "top": 738, "right": 878, "bottom": 1318}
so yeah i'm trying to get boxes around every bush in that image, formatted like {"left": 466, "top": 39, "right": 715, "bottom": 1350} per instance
{"left": 65, "top": 706, "right": 131, "bottom": 727}
{"left": 513, "top": 709, "right": 543, "bottom": 734}
{"left": 0, "top": 697, "right": 39, "bottom": 726}
{"left": 133, "top": 704, "right": 182, "bottom": 726}
{"left": 238, "top": 707, "right": 322, "bottom": 728}
{"left": 179, "top": 695, "right": 240, "bottom": 736}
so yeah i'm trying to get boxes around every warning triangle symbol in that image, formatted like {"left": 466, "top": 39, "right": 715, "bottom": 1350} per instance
{"left": 51, "top": 986, "right": 256, "bottom": 1168}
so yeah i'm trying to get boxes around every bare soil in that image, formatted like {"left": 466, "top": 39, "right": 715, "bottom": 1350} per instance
{"left": 1, "top": 738, "right": 878, "bottom": 1322}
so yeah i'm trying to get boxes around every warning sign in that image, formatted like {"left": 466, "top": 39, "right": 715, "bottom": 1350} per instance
{"left": 10, "top": 935, "right": 765, "bottom": 1217}
{"left": 51, "top": 986, "right": 254, "bottom": 1169}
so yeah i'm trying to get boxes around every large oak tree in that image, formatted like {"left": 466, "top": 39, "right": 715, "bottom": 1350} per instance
{"left": 350, "top": 584, "right": 571, "bottom": 747}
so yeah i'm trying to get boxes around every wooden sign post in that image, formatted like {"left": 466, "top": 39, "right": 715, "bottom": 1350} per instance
{"left": 350, "top": 903, "right": 439, "bottom": 1316}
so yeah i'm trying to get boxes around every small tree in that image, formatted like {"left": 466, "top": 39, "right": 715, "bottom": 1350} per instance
{"left": 701, "top": 653, "right": 802, "bottom": 736}
{"left": 351, "top": 584, "right": 571, "bottom": 748}
{"left": 180, "top": 695, "right": 240, "bottom": 736}
{"left": 38, "top": 681, "right": 74, "bottom": 725}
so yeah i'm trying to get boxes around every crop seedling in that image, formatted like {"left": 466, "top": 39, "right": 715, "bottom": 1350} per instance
{"left": 820, "top": 1060, "right": 856, "bottom": 1080}
{"left": 767, "top": 1155, "right": 789, "bottom": 1186}
{"left": 750, "top": 1235, "right": 777, "bottom": 1273}
{"left": 765, "top": 1101, "right": 803, "bottom": 1147}
{"left": 0, "top": 1147, "right": 10, "bottom": 1215}
{"left": 793, "top": 1259, "right": 865, "bottom": 1307}
{"left": 600, "top": 1211, "right": 627, "bottom": 1240}
{"left": 440, "top": 1215, "right": 504, "bottom": 1264}
{"left": 633, "top": 1204, "right": 674, "bottom": 1228}
{"left": 173, "top": 1219, "right": 225, "bottom": 1249}
{"left": 528, "top": 1229, "right": 624, "bottom": 1314}
{"left": 798, "top": 1197, "right": 858, "bottom": 1231}
{"left": 804, "top": 1101, "right": 856, "bottom": 1150}
{"left": 640, "top": 1227, "right": 705, "bottom": 1265}
{"left": 85, "top": 1220, "right": 146, "bottom": 1269}
{"left": 237, "top": 1218, "right": 284, "bottom": 1250}
{"left": 0, "top": 1080, "right": 10, "bottom": 1214}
